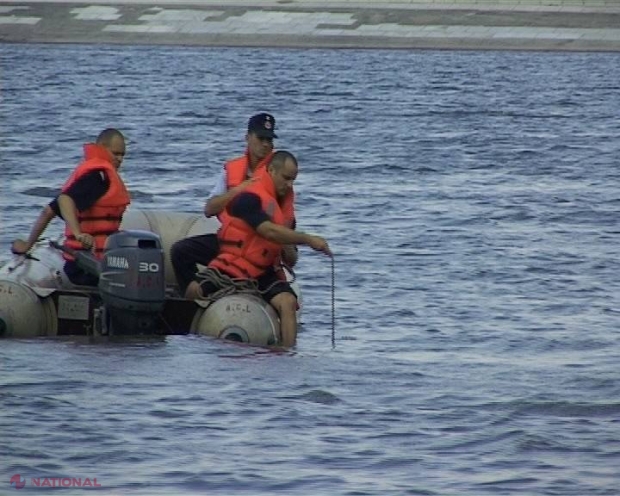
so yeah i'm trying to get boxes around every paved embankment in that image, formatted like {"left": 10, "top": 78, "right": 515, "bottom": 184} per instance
{"left": 1, "top": 0, "right": 620, "bottom": 50}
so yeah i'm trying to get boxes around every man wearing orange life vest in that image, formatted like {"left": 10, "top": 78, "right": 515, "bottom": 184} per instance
{"left": 59, "top": 127, "right": 129, "bottom": 271}
{"left": 60, "top": 128, "right": 130, "bottom": 285}
{"left": 185, "top": 151, "right": 332, "bottom": 348}
{"left": 171, "top": 113, "right": 297, "bottom": 296}
{"left": 11, "top": 129, "right": 130, "bottom": 286}
{"left": 11, "top": 129, "right": 125, "bottom": 264}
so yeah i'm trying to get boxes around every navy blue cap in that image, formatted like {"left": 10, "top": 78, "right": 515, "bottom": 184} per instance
{"left": 248, "top": 113, "right": 277, "bottom": 139}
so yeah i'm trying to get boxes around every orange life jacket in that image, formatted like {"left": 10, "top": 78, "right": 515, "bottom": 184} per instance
{"left": 209, "top": 172, "right": 287, "bottom": 279}
{"left": 218, "top": 150, "right": 295, "bottom": 228}
{"left": 62, "top": 144, "right": 131, "bottom": 261}
{"left": 223, "top": 152, "right": 271, "bottom": 190}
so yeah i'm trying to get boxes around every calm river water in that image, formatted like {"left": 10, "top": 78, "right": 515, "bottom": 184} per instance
{"left": 1, "top": 44, "right": 620, "bottom": 495}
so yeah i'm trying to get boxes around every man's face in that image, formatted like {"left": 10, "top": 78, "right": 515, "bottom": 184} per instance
{"left": 107, "top": 136, "right": 126, "bottom": 169}
{"left": 247, "top": 132, "right": 274, "bottom": 161}
{"left": 270, "top": 159, "right": 298, "bottom": 199}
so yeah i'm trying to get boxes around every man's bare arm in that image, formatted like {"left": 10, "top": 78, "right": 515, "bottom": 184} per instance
{"left": 256, "top": 221, "right": 332, "bottom": 257}
{"left": 11, "top": 204, "right": 57, "bottom": 254}
{"left": 58, "top": 194, "right": 93, "bottom": 249}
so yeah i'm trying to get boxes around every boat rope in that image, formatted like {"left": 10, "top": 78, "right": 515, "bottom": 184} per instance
{"left": 331, "top": 254, "right": 336, "bottom": 349}
{"left": 195, "top": 267, "right": 260, "bottom": 304}
{"left": 195, "top": 265, "right": 298, "bottom": 302}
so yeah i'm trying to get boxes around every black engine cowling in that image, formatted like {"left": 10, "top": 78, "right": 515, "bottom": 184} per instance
{"left": 98, "top": 230, "right": 165, "bottom": 335}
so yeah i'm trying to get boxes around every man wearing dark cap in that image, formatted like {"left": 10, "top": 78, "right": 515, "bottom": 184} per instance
{"left": 171, "top": 112, "right": 297, "bottom": 297}
{"left": 203, "top": 113, "right": 278, "bottom": 219}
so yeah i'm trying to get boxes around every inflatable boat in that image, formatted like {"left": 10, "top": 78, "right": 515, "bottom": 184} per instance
{"left": 0, "top": 209, "right": 301, "bottom": 346}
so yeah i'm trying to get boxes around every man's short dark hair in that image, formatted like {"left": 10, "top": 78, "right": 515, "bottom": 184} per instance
{"left": 269, "top": 150, "right": 298, "bottom": 172}
{"left": 96, "top": 128, "right": 124, "bottom": 146}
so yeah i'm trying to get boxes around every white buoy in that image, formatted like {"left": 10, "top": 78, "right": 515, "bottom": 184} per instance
{"left": 0, "top": 279, "right": 57, "bottom": 338}
{"left": 190, "top": 293, "right": 280, "bottom": 345}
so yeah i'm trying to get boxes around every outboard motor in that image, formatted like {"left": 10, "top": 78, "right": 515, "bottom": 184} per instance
{"left": 98, "top": 230, "right": 165, "bottom": 335}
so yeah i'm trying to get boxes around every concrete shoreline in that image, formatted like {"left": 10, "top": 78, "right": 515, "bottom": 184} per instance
{"left": 1, "top": 0, "right": 620, "bottom": 51}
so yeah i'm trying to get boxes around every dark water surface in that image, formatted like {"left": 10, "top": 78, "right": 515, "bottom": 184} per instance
{"left": 1, "top": 44, "right": 620, "bottom": 495}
